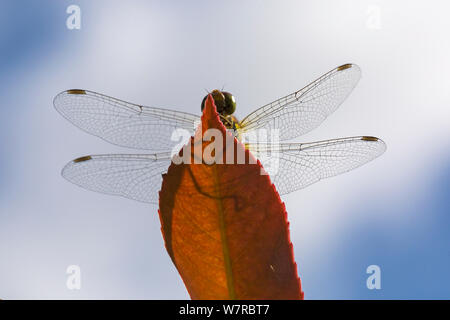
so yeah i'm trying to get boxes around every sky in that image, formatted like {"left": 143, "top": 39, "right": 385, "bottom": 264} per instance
{"left": 0, "top": 0, "right": 449, "bottom": 299}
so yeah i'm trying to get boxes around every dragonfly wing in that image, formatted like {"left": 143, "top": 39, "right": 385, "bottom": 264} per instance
{"left": 54, "top": 90, "right": 200, "bottom": 151}
{"left": 62, "top": 153, "right": 172, "bottom": 203}
{"left": 239, "top": 64, "right": 361, "bottom": 141}
{"left": 247, "top": 136, "right": 386, "bottom": 195}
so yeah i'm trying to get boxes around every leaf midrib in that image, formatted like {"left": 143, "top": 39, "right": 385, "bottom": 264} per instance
{"left": 212, "top": 164, "right": 236, "bottom": 299}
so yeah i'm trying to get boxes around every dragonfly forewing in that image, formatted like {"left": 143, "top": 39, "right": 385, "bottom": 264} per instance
{"left": 54, "top": 90, "right": 200, "bottom": 151}
{"left": 238, "top": 64, "right": 361, "bottom": 141}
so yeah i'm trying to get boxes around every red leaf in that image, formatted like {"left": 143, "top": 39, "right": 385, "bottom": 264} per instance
{"left": 158, "top": 95, "right": 303, "bottom": 299}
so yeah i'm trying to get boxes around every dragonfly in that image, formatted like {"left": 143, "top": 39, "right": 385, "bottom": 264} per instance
{"left": 54, "top": 63, "right": 386, "bottom": 203}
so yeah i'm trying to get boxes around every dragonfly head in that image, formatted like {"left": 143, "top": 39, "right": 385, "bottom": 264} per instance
{"left": 201, "top": 90, "right": 236, "bottom": 116}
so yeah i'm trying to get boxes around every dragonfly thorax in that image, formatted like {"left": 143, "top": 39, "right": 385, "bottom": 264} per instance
{"left": 221, "top": 114, "right": 241, "bottom": 132}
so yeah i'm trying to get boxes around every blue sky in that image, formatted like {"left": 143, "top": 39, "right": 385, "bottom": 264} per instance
{"left": 0, "top": 0, "right": 449, "bottom": 299}
{"left": 301, "top": 154, "right": 450, "bottom": 299}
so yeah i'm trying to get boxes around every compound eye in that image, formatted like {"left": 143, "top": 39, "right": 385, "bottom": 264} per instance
{"left": 222, "top": 92, "right": 236, "bottom": 115}
{"left": 201, "top": 95, "right": 207, "bottom": 112}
